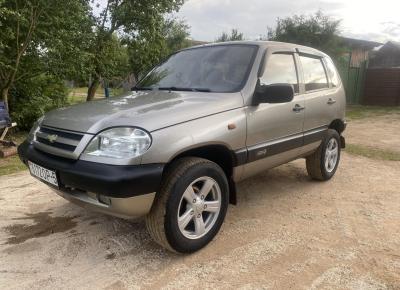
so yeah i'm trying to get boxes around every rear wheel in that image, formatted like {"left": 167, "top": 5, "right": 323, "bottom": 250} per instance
{"left": 306, "top": 129, "right": 341, "bottom": 181}
{"left": 145, "top": 157, "right": 229, "bottom": 253}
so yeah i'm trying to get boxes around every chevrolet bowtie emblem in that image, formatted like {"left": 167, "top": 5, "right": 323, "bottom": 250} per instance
{"left": 46, "top": 134, "right": 58, "bottom": 143}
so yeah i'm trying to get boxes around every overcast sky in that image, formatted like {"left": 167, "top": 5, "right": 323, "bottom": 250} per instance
{"left": 176, "top": 0, "right": 400, "bottom": 43}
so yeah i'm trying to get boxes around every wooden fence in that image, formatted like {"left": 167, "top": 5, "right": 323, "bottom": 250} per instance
{"left": 363, "top": 68, "right": 400, "bottom": 106}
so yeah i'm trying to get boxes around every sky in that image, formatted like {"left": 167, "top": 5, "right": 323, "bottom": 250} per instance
{"left": 176, "top": 0, "right": 400, "bottom": 43}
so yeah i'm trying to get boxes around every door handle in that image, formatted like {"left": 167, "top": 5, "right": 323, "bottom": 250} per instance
{"left": 327, "top": 98, "right": 336, "bottom": 105}
{"left": 293, "top": 104, "right": 305, "bottom": 113}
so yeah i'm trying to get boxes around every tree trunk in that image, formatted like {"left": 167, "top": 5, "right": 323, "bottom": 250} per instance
{"left": 1, "top": 87, "right": 9, "bottom": 111}
{"left": 86, "top": 78, "right": 100, "bottom": 101}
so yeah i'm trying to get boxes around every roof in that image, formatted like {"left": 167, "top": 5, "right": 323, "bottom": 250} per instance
{"left": 340, "top": 37, "right": 383, "bottom": 49}
{"left": 381, "top": 41, "right": 400, "bottom": 50}
{"left": 187, "top": 40, "right": 329, "bottom": 57}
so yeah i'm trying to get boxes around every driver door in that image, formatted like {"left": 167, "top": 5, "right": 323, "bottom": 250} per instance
{"left": 243, "top": 49, "right": 305, "bottom": 177}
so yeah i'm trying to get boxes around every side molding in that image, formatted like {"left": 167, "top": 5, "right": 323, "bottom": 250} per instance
{"left": 234, "top": 126, "right": 328, "bottom": 165}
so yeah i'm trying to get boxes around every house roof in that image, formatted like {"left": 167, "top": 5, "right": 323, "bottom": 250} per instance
{"left": 340, "top": 37, "right": 383, "bottom": 49}
{"left": 381, "top": 41, "right": 400, "bottom": 50}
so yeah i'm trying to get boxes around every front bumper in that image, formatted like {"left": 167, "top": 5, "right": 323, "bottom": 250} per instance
{"left": 54, "top": 188, "right": 155, "bottom": 219}
{"left": 18, "top": 141, "right": 164, "bottom": 218}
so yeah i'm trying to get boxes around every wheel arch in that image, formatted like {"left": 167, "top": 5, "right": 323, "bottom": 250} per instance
{"left": 329, "top": 119, "right": 346, "bottom": 134}
{"left": 165, "top": 144, "right": 238, "bottom": 205}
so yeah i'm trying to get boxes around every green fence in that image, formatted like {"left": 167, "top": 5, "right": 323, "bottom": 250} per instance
{"left": 336, "top": 54, "right": 367, "bottom": 104}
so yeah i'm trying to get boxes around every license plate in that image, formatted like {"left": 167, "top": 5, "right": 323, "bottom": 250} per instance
{"left": 28, "top": 161, "right": 59, "bottom": 187}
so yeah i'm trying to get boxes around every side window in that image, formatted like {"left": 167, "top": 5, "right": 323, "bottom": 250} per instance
{"left": 325, "top": 57, "right": 340, "bottom": 87}
{"left": 299, "top": 55, "right": 329, "bottom": 92}
{"left": 261, "top": 53, "right": 299, "bottom": 93}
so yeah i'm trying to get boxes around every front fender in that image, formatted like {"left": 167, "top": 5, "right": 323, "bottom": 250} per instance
{"left": 141, "top": 108, "right": 247, "bottom": 165}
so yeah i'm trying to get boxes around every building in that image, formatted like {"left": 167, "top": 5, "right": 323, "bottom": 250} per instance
{"left": 340, "top": 37, "right": 383, "bottom": 68}
{"left": 338, "top": 37, "right": 382, "bottom": 104}
{"left": 369, "top": 41, "right": 400, "bottom": 68}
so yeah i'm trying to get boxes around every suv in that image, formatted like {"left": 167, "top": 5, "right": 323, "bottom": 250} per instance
{"left": 18, "top": 41, "right": 346, "bottom": 253}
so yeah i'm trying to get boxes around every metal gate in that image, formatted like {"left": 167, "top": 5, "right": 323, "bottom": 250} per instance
{"left": 363, "top": 68, "right": 400, "bottom": 106}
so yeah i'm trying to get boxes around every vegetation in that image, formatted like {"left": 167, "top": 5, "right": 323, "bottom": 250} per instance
{"left": 0, "top": 130, "right": 27, "bottom": 176}
{"left": 267, "top": 11, "right": 346, "bottom": 60}
{"left": 346, "top": 105, "right": 400, "bottom": 120}
{"left": 0, "top": 0, "right": 189, "bottom": 130}
{"left": 68, "top": 87, "right": 124, "bottom": 105}
{"left": 216, "top": 29, "right": 244, "bottom": 42}
{"left": 346, "top": 144, "right": 400, "bottom": 161}
{"left": 84, "top": 0, "right": 185, "bottom": 101}
{"left": 0, "top": 155, "right": 26, "bottom": 176}
{"left": 128, "top": 17, "right": 190, "bottom": 80}
{"left": 0, "top": 0, "right": 92, "bottom": 111}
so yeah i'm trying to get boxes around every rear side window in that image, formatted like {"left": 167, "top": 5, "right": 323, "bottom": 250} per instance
{"left": 325, "top": 57, "right": 340, "bottom": 87}
{"left": 261, "top": 53, "right": 299, "bottom": 93}
{"left": 299, "top": 56, "right": 329, "bottom": 92}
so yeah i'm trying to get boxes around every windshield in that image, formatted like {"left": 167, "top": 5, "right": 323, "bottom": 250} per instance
{"left": 136, "top": 45, "right": 258, "bottom": 93}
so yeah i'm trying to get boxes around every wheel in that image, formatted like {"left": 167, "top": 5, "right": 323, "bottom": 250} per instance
{"left": 306, "top": 129, "right": 341, "bottom": 181}
{"left": 145, "top": 157, "right": 229, "bottom": 253}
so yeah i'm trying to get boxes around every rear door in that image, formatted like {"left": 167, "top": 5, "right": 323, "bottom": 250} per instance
{"left": 245, "top": 48, "right": 305, "bottom": 162}
{"left": 298, "top": 53, "right": 337, "bottom": 135}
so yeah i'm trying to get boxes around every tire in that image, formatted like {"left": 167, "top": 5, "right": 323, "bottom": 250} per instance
{"left": 145, "top": 157, "right": 229, "bottom": 253}
{"left": 306, "top": 129, "right": 341, "bottom": 181}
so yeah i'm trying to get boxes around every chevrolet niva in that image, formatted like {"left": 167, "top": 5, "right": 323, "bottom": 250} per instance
{"left": 19, "top": 41, "right": 346, "bottom": 253}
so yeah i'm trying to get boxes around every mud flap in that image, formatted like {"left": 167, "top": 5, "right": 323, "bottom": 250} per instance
{"left": 340, "top": 136, "right": 346, "bottom": 149}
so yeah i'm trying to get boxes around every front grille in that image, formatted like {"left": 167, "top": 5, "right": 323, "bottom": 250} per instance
{"left": 39, "top": 126, "right": 83, "bottom": 141}
{"left": 36, "top": 136, "right": 77, "bottom": 151}
{"left": 35, "top": 126, "right": 84, "bottom": 153}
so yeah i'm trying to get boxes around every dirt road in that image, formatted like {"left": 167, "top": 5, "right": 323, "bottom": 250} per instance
{"left": 0, "top": 115, "right": 399, "bottom": 289}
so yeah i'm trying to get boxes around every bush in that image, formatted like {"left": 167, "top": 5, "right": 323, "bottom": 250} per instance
{"left": 9, "top": 75, "right": 69, "bottom": 130}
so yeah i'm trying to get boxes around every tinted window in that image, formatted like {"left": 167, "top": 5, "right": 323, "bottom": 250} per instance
{"left": 137, "top": 45, "right": 258, "bottom": 93}
{"left": 300, "top": 56, "right": 329, "bottom": 91}
{"left": 261, "top": 53, "right": 299, "bottom": 93}
{"left": 325, "top": 57, "right": 340, "bottom": 87}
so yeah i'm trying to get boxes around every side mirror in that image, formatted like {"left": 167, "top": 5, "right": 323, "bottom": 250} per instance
{"left": 252, "top": 81, "right": 294, "bottom": 105}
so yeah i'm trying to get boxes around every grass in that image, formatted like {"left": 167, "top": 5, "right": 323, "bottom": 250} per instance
{"left": 0, "top": 155, "right": 26, "bottom": 176}
{"left": 346, "top": 144, "right": 400, "bottom": 161}
{"left": 0, "top": 131, "right": 28, "bottom": 176}
{"left": 346, "top": 105, "right": 400, "bottom": 120}
{"left": 68, "top": 87, "right": 124, "bottom": 105}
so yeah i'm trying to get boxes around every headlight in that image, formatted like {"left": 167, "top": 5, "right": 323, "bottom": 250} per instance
{"left": 83, "top": 127, "right": 152, "bottom": 159}
{"left": 27, "top": 116, "right": 43, "bottom": 143}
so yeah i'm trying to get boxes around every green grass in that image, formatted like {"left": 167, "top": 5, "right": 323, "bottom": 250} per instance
{"left": 68, "top": 87, "right": 125, "bottom": 105}
{"left": 0, "top": 155, "right": 27, "bottom": 176}
{"left": 346, "top": 143, "right": 400, "bottom": 161}
{"left": 0, "top": 131, "right": 28, "bottom": 176}
{"left": 346, "top": 105, "right": 400, "bottom": 120}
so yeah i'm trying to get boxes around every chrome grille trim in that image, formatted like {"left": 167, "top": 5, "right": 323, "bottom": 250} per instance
{"left": 33, "top": 126, "right": 93, "bottom": 159}
{"left": 36, "top": 131, "right": 80, "bottom": 147}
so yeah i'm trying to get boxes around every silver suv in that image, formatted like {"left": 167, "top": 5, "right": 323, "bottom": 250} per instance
{"left": 19, "top": 41, "right": 346, "bottom": 253}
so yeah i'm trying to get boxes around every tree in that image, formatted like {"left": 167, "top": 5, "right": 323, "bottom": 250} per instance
{"left": 128, "top": 17, "right": 190, "bottom": 79}
{"left": 267, "top": 11, "right": 345, "bottom": 59}
{"left": 86, "top": 0, "right": 184, "bottom": 101}
{"left": 163, "top": 18, "right": 191, "bottom": 55}
{"left": 0, "top": 0, "right": 93, "bottom": 110}
{"left": 216, "top": 29, "right": 244, "bottom": 42}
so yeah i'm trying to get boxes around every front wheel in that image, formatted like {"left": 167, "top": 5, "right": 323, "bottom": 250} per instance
{"left": 145, "top": 157, "right": 229, "bottom": 253}
{"left": 306, "top": 129, "right": 341, "bottom": 181}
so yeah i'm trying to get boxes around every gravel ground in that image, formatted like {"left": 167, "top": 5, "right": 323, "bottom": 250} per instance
{"left": 0, "top": 116, "right": 399, "bottom": 290}
{"left": 344, "top": 114, "right": 400, "bottom": 153}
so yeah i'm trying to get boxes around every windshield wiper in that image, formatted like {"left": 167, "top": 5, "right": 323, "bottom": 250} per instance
{"left": 158, "top": 86, "right": 211, "bottom": 92}
{"left": 132, "top": 86, "right": 153, "bottom": 91}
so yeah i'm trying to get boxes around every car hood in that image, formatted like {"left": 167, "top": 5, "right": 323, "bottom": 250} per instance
{"left": 42, "top": 90, "right": 244, "bottom": 134}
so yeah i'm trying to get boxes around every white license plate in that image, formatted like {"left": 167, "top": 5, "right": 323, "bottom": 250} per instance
{"left": 28, "top": 161, "right": 59, "bottom": 187}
